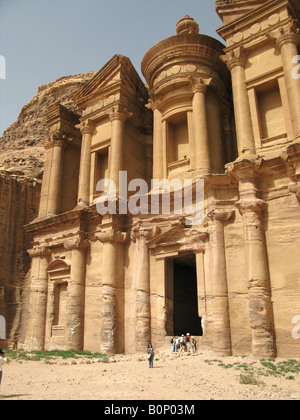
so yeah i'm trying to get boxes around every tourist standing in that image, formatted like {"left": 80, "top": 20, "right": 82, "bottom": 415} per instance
{"left": 179, "top": 335, "right": 186, "bottom": 353}
{"left": 0, "top": 350, "right": 7, "bottom": 387}
{"left": 186, "top": 333, "right": 191, "bottom": 352}
{"left": 171, "top": 336, "right": 176, "bottom": 352}
{"left": 191, "top": 337, "right": 197, "bottom": 353}
{"left": 175, "top": 336, "right": 180, "bottom": 352}
{"left": 147, "top": 344, "right": 155, "bottom": 368}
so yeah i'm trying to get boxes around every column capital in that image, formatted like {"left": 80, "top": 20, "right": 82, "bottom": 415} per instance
{"left": 27, "top": 246, "right": 52, "bottom": 258}
{"left": 207, "top": 209, "right": 234, "bottom": 223}
{"left": 76, "top": 119, "right": 94, "bottom": 135}
{"left": 97, "top": 229, "right": 128, "bottom": 244}
{"left": 289, "top": 184, "right": 300, "bottom": 203}
{"left": 63, "top": 237, "right": 90, "bottom": 250}
{"left": 109, "top": 104, "right": 132, "bottom": 123}
{"left": 235, "top": 198, "right": 267, "bottom": 215}
{"left": 148, "top": 92, "right": 163, "bottom": 111}
{"left": 220, "top": 47, "right": 247, "bottom": 71}
{"left": 189, "top": 76, "right": 212, "bottom": 94}
{"left": 275, "top": 31, "right": 300, "bottom": 50}
{"left": 131, "top": 225, "right": 160, "bottom": 242}
{"left": 226, "top": 155, "right": 264, "bottom": 180}
{"left": 44, "top": 132, "right": 66, "bottom": 150}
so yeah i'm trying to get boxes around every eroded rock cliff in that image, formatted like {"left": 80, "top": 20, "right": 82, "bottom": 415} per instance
{"left": 0, "top": 72, "right": 94, "bottom": 347}
{"left": 0, "top": 72, "right": 94, "bottom": 178}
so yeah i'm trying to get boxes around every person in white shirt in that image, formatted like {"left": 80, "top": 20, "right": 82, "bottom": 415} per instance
{"left": 0, "top": 349, "right": 7, "bottom": 386}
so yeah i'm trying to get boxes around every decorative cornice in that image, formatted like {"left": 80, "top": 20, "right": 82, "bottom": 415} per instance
{"left": 24, "top": 207, "right": 92, "bottom": 235}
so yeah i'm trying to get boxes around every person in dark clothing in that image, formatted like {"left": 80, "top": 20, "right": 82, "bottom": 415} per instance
{"left": 147, "top": 344, "right": 155, "bottom": 368}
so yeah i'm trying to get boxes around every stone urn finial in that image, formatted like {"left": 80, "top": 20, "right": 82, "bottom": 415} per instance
{"left": 176, "top": 15, "right": 199, "bottom": 35}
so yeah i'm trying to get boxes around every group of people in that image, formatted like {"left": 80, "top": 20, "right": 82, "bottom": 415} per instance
{"left": 171, "top": 334, "right": 197, "bottom": 353}
{"left": 147, "top": 333, "right": 197, "bottom": 368}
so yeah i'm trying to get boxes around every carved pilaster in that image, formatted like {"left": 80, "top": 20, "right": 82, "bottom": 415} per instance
{"left": 236, "top": 198, "right": 276, "bottom": 358}
{"left": 207, "top": 209, "right": 234, "bottom": 356}
{"left": 25, "top": 246, "right": 52, "bottom": 350}
{"left": 96, "top": 229, "right": 128, "bottom": 354}
{"left": 131, "top": 225, "right": 160, "bottom": 352}
{"left": 227, "top": 156, "right": 276, "bottom": 357}
{"left": 62, "top": 236, "right": 89, "bottom": 350}
{"left": 39, "top": 132, "right": 65, "bottom": 217}
{"left": 221, "top": 47, "right": 255, "bottom": 156}
{"left": 77, "top": 119, "right": 94, "bottom": 207}
{"left": 108, "top": 104, "right": 132, "bottom": 194}
{"left": 189, "top": 76, "right": 212, "bottom": 172}
{"left": 273, "top": 26, "right": 300, "bottom": 139}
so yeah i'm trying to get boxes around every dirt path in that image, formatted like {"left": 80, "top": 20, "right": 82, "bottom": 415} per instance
{"left": 0, "top": 350, "right": 299, "bottom": 400}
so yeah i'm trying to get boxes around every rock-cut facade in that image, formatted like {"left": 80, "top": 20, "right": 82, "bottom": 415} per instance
{"left": 23, "top": 1, "right": 300, "bottom": 357}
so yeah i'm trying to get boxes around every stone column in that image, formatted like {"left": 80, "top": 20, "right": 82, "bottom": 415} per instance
{"left": 150, "top": 100, "right": 164, "bottom": 181}
{"left": 98, "top": 229, "right": 128, "bottom": 354}
{"left": 208, "top": 209, "right": 234, "bottom": 356}
{"left": 26, "top": 246, "right": 52, "bottom": 350}
{"left": 63, "top": 237, "right": 89, "bottom": 350}
{"left": 77, "top": 120, "right": 94, "bottom": 206}
{"left": 276, "top": 31, "right": 300, "bottom": 139}
{"left": 236, "top": 198, "right": 276, "bottom": 358}
{"left": 109, "top": 105, "right": 132, "bottom": 194}
{"left": 228, "top": 158, "right": 276, "bottom": 357}
{"left": 131, "top": 226, "right": 158, "bottom": 352}
{"left": 39, "top": 134, "right": 64, "bottom": 217}
{"left": 222, "top": 47, "right": 256, "bottom": 155}
{"left": 190, "top": 77, "right": 212, "bottom": 172}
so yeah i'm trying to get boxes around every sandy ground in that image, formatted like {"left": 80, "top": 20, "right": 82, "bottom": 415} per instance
{"left": 0, "top": 350, "right": 299, "bottom": 401}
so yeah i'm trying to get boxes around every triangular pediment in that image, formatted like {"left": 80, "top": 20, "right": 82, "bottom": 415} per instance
{"left": 71, "top": 54, "right": 148, "bottom": 108}
{"left": 216, "top": 0, "right": 268, "bottom": 25}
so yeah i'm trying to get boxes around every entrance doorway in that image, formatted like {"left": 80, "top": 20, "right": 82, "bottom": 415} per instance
{"left": 165, "top": 254, "right": 202, "bottom": 336}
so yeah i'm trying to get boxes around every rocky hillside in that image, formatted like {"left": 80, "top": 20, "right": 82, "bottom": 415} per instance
{"left": 0, "top": 72, "right": 94, "bottom": 178}
{"left": 0, "top": 72, "right": 94, "bottom": 348}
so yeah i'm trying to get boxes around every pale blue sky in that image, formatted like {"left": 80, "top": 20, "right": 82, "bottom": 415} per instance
{"left": 0, "top": 0, "right": 223, "bottom": 136}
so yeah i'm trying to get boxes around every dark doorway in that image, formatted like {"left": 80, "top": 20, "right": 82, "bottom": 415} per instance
{"left": 165, "top": 254, "right": 202, "bottom": 336}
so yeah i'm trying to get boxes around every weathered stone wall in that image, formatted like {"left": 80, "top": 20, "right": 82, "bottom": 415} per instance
{"left": 0, "top": 171, "right": 41, "bottom": 348}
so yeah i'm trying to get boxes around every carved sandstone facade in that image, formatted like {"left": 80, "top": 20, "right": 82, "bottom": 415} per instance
{"left": 23, "top": 1, "right": 300, "bottom": 357}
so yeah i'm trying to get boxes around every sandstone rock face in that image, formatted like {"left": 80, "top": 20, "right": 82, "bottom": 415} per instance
{"left": 0, "top": 73, "right": 94, "bottom": 178}
{"left": 0, "top": 172, "right": 41, "bottom": 347}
